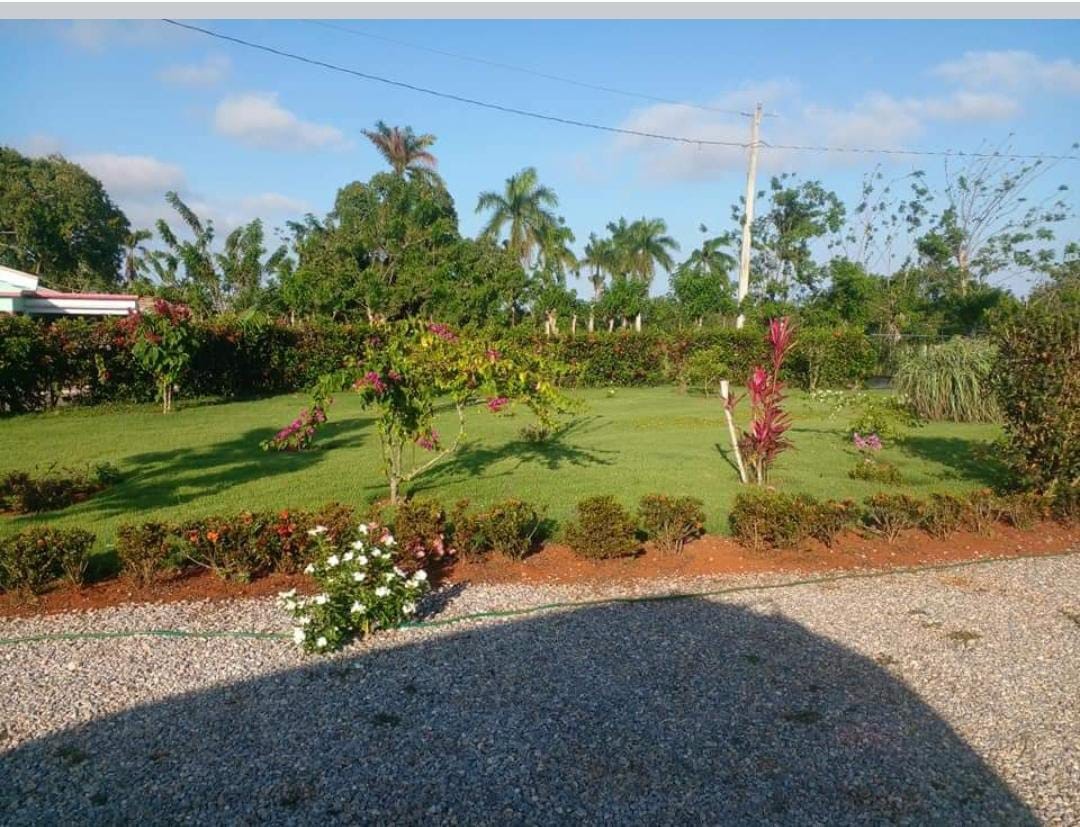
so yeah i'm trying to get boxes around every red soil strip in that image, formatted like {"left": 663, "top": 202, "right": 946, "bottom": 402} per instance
{"left": 2, "top": 522, "right": 1077, "bottom": 619}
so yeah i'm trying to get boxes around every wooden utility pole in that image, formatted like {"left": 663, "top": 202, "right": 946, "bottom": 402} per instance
{"left": 735, "top": 103, "right": 763, "bottom": 330}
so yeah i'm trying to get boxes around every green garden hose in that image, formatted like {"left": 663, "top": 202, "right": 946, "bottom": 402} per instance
{"left": 1, "top": 548, "right": 1076, "bottom": 648}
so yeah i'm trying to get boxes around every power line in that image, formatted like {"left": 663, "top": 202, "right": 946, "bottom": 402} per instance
{"left": 305, "top": 19, "right": 767, "bottom": 118}
{"left": 162, "top": 20, "right": 1080, "bottom": 164}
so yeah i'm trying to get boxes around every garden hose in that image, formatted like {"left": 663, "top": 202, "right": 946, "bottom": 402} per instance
{"left": 1, "top": 548, "right": 1076, "bottom": 648}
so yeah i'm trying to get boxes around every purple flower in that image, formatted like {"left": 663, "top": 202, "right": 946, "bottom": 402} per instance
{"left": 853, "top": 432, "right": 882, "bottom": 452}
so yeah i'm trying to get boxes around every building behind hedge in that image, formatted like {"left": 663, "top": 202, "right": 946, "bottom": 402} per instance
{"left": 0, "top": 265, "right": 138, "bottom": 318}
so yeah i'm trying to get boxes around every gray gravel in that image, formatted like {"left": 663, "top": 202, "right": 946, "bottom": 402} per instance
{"left": 1, "top": 554, "right": 1078, "bottom": 825}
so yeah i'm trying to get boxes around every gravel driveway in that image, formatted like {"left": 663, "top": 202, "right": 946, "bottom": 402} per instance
{"left": 1, "top": 554, "right": 1078, "bottom": 825}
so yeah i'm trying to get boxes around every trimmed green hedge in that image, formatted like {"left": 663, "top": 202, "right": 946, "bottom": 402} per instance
{"left": 1, "top": 315, "right": 886, "bottom": 412}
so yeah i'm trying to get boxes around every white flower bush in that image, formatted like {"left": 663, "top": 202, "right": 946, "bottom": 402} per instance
{"left": 279, "top": 523, "right": 429, "bottom": 653}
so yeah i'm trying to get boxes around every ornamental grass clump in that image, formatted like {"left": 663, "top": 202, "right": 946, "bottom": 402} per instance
{"left": 281, "top": 523, "right": 429, "bottom": 653}
{"left": 895, "top": 338, "right": 998, "bottom": 423}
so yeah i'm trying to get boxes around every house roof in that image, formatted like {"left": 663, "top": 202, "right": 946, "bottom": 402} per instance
{"left": 0, "top": 264, "right": 139, "bottom": 315}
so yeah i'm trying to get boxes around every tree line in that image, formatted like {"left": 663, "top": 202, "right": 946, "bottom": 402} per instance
{"left": 1, "top": 126, "right": 1076, "bottom": 336}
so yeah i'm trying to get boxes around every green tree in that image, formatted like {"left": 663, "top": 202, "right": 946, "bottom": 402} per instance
{"left": 671, "top": 225, "right": 736, "bottom": 326}
{"left": 0, "top": 147, "right": 129, "bottom": 290}
{"left": 122, "top": 228, "right": 153, "bottom": 287}
{"left": 607, "top": 217, "right": 679, "bottom": 330}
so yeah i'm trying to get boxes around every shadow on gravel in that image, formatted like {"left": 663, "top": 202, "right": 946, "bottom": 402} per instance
{"left": 0, "top": 599, "right": 1036, "bottom": 824}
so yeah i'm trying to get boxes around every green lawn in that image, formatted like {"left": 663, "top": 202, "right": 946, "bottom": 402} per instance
{"left": 1, "top": 387, "right": 1007, "bottom": 556}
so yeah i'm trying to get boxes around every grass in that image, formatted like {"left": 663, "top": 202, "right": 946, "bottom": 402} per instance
{"left": 0, "top": 387, "right": 1009, "bottom": 559}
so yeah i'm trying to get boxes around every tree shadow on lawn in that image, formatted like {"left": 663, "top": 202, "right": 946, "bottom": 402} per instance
{"left": 38, "top": 417, "right": 371, "bottom": 524}
{"left": 0, "top": 599, "right": 1036, "bottom": 823}
{"left": 407, "top": 416, "right": 618, "bottom": 496}
{"left": 897, "top": 435, "right": 1010, "bottom": 488}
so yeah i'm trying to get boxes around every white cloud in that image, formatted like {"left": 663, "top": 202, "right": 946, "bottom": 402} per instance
{"left": 59, "top": 21, "right": 174, "bottom": 54}
{"left": 158, "top": 55, "right": 230, "bottom": 87}
{"left": 237, "top": 192, "right": 310, "bottom": 215}
{"left": 73, "top": 153, "right": 187, "bottom": 197}
{"left": 212, "top": 92, "right": 350, "bottom": 151}
{"left": 613, "top": 84, "right": 1019, "bottom": 182}
{"left": 933, "top": 50, "right": 1080, "bottom": 94}
{"left": 18, "top": 133, "right": 64, "bottom": 156}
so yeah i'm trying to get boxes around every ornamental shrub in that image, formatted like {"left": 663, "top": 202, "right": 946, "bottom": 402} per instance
{"left": 381, "top": 497, "right": 455, "bottom": 564}
{"left": 994, "top": 492, "right": 1046, "bottom": 530}
{"left": 281, "top": 524, "right": 429, "bottom": 653}
{"left": 563, "top": 495, "right": 639, "bottom": 559}
{"left": 990, "top": 287, "right": 1080, "bottom": 492}
{"left": 637, "top": 494, "right": 706, "bottom": 553}
{"left": 180, "top": 512, "right": 270, "bottom": 582}
{"left": 788, "top": 326, "right": 876, "bottom": 390}
{"left": 450, "top": 498, "right": 545, "bottom": 560}
{"left": 728, "top": 489, "right": 833, "bottom": 550}
{"left": 0, "top": 464, "right": 119, "bottom": 514}
{"left": 921, "top": 493, "right": 967, "bottom": 539}
{"left": 849, "top": 458, "right": 903, "bottom": 485}
{"left": 0, "top": 527, "right": 95, "bottom": 594}
{"left": 862, "top": 493, "right": 925, "bottom": 542}
{"left": 116, "top": 521, "right": 180, "bottom": 586}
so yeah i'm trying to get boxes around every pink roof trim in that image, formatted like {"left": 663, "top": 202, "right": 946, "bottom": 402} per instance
{"left": 32, "top": 288, "right": 139, "bottom": 300}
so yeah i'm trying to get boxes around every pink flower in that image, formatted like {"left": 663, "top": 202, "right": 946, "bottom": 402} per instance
{"left": 362, "top": 371, "right": 387, "bottom": 395}
{"left": 415, "top": 429, "right": 441, "bottom": 451}
{"left": 485, "top": 348, "right": 501, "bottom": 363}
{"left": 487, "top": 396, "right": 509, "bottom": 413}
{"left": 428, "top": 323, "right": 458, "bottom": 342}
{"left": 854, "top": 432, "right": 882, "bottom": 452}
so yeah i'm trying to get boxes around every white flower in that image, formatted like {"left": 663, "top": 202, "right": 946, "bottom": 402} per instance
{"left": 384, "top": 572, "right": 395, "bottom": 582}
{"left": 374, "top": 586, "right": 390, "bottom": 598}
{"left": 350, "top": 601, "right": 366, "bottom": 614}
{"left": 300, "top": 616, "right": 312, "bottom": 626}
{"left": 307, "top": 525, "right": 328, "bottom": 536}
{"left": 406, "top": 580, "right": 419, "bottom": 590}
{"left": 326, "top": 554, "right": 340, "bottom": 568}
{"left": 357, "top": 523, "right": 369, "bottom": 535}
{"left": 350, "top": 539, "right": 365, "bottom": 550}
{"left": 352, "top": 571, "right": 366, "bottom": 582}
{"left": 393, "top": 566, "right": 406, "bottom": 578}
{"left": 402, "top": 602, "right": 415, "bottom": 615}
{"left": 413, "top": 570, "right": 428, "bottom": 582}
{"left": 383, "top": 536, "right": 397, "bottom": 547}
{"left": 284, "top": 599, "right": 296, "bottom": 611}
{"left": 356, "top": 555, "right": 368, "bottom": 566}
{"left": 303, "top": 563, "right": 315, "bottom": 575}
{"left": 343, "top": 551, "right": 354, "bottom": 562}
{"left": 314, "top": 594, "right": 328, "bottom": 606}
{"left": 292, "top": 628, "right": 305, "bottom": 644}
{"left": 316, "top": 636, "right": 328, "bottom": 648}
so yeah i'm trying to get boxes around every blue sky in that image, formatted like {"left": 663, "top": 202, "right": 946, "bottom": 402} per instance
{"left": 2, "top": 18, "right": 1078, "bottom": 295}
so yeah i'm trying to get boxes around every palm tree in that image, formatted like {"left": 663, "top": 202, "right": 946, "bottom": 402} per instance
{"left": 476, "top": 167, "right": 560, "bottom": 270}
{"left": 608, "top": 217, "right": 680, "bottom": 330}
{"left": 581, "top": 233, "right": 616, "bottom": 332}
{"left": 361, "top": 121, "right": 438, "bottom": 179}
{"left": 122, "top": 228, "right": 153, "bottom": 286}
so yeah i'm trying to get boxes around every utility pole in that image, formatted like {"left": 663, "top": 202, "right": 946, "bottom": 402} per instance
{"left": 735, "top": 103, "right": 763, "bottom": 330}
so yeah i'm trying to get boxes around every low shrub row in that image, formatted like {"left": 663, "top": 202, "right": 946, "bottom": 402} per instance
{"left": 728, "top": 486, "right": 1077, "bottom": 550}
{"left": 0, "top": 527, "right": 95, "bottom": 594}
{"left": 1, "top": 314, "right": 889, "bottom": 413}
{"left": 562, "top": 494, "right": 706, "bottom": 558}
{"left": 0, "top": 463, "right": 122, "bottom": 514}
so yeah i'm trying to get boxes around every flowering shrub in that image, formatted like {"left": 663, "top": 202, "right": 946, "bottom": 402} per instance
{"left": 376, "top": 498, "right": 455, "bottom": 564}
{"left": 116, "top": 521, "right": 181, "bottom": 586}
{"left": 848, "top": 431, "right": 902, "bottom": 485}
{"left": 738, "top": 317, "right": 796, "bottom": 485}
{"left": 124, "top": 299, "right": 195, "bottom": 413}
{"left": 261, "top": 405, "right": 327, "bottom": 452}
{"left": 280, "top": 524, "right": 429, "bottom": 653}
{"left": 0, "top": 527, "right": 96, "bottom": 594}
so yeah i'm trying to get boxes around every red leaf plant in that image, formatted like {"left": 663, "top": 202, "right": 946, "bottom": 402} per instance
{"left": 740, "top": 317, "right": 795, "bottom": 484}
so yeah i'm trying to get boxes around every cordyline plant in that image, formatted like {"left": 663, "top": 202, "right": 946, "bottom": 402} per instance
{"left": 121, "top": 299, "right": 194, "bottom": 413}
{"left": 269, "top": 319, "right": 569, "bottom": 503}
{"left": 728, "top": 317, "right": 796, "bottom": 485}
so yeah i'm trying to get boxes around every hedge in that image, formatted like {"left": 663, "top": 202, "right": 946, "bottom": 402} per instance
{"left": 1, "top": 315, "right": 884, "bottom": 412}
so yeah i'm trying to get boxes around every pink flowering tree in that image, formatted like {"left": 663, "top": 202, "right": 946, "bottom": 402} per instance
{"left": 735, "top": 318, "right": 796, "bottom": 485}
{"left": 274, "top": 319, "right": 568, "bottom": 503}
{"left": 124, "top": 299, "right": 194, "bottom": 414}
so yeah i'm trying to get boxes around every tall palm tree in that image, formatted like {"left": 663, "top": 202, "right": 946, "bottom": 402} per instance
{"left": 361, "top": 121, "right": 438, "bottom": 179}
{"left": 608, "top": 217, "right": 680, "bottom": 330}
{"left": 122, "top": 228, "right": 153, "bottom": 286}
{"left": 476, "top": 167, "right": 560, "bottom": 269}
{"left": 582, "top": 233, "right": 617, "bottom": 332}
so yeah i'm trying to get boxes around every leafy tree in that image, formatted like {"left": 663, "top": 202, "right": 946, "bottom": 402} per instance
{"left": 361, "top": 121, "right": 439, "bottom": 182}
{"left": 606, "top": 217, "right": 679, "bottom": 330}
{"left": 476, "top": 167, "right": 561, "bottom": 269}
{"left": 671, "top": 225, "right": 737, "bottom": 325}
{"left": 432, "top": 238, "right": 529, "bottom": 328}
{"left": 0, "top": 147, "right": 130, "bottom": 290}
{"left": 736, "top": 173, "right": 845, "bottom": 301}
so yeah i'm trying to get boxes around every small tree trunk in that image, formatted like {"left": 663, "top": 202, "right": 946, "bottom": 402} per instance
{"left": 634, "top": 312, "right": 642, "bottom": 332}
{"left": 588, "top": 310, "right": 595, "bottom": 333}
{"left": 720, "top": 380, "right": 748, "bottom": 484}
{"left": 608, "top": 318, "right": 615, "bottom": 332}
{"left": 571, "top": 313, "right": 577, "bottom": 336}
